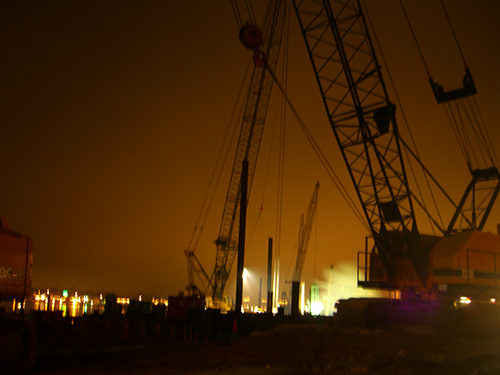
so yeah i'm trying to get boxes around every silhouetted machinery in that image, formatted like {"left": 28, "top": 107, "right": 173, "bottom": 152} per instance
{"left": 291, "top": 183, "right": 319, "bottom": 316}
{"left": 183, "top": 0, "right": 287, "bottom": 309}
{"left": 183, "top": 0, "right": 500, "bottom": 318}
{"left": 0, "top": 218, "right": 37, "bottom": 373}
{"left": 291, "top": 0, "right": 500, "bottom": 302}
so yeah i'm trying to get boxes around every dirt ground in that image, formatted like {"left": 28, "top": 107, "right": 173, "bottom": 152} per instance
{"left": 30, "top": 322, "right": 500, "bottom": 375}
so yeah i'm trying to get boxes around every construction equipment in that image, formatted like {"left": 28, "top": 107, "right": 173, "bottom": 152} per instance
{"left": 185, "top": 0, "right": 287, "bottom": 308}
{"left": 291, "top": 182, "right": 319, "bottom": 316}
{"left": 290, "top": 0, "right": 500, "bottom": 302}
{"left": 0, "top": 217, "right": 37, "bottom": 374}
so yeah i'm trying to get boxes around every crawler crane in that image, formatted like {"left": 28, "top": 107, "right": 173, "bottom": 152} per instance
{"left": 184, "top": 0, "right": 499, "bottom": 317}
{"left": 290, "top": 0, "right": 500, "bottom": 304}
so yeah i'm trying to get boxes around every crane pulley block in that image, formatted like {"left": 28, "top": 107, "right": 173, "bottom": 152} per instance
{"left": 239, "top": 23, "right": 263, "bottom": 51}
{"left": 372, "top": 104, "right": 396, "bottom": 135}
{"left": 429, "top": 68, "right": 477, "bottom": 104}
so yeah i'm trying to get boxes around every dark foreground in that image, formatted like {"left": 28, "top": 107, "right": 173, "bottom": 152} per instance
{"left": 29, "top": 311, "right": 500, "bottom": 375}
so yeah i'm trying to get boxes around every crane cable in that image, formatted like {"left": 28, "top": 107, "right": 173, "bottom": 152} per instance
{"left": 399, "top": 0, "right": 498, "bottom": 172}
{"left": 187, "top": 57, "right": 253, "bottom": 253}
{"left": 444, "top": 97, "right": 499, "bottom": 171}
{"left": 436, "top": 1, "right": 494, "bottom": 171}
{"left": 439, "top": 0, "right": 498, "bottom": 170}
{"left": 246, "top": 6, "right": 291, "bottom": 249}
{"left": 398, "top": 0, "right": 430, "bottom": 78}
{"left": 399, "top": 0, "right": 469, "bottom": 80}
{"left": 470, "top": 96, "right": 500, "bottom": 167}
{"left": 259, "top": 62, "right": 371, "bottom": 233}
{"left": 194, "top": 0, "right": 260, "bottom": 254}
{"left": 439, "top": 0, "right": 465, "bottom": 63}
{"left": 274, "top": 20, "right": 289, "bottom": 310}
{"left": 362, "top": 0, "right": 446, "bottom": 235}
{"left": 230, "top": 0, "right": 258, "bottom": 30}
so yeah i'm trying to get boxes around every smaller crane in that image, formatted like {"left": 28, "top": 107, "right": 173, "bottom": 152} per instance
{"left": 291, "top": 182, "right": 319, "bottom": 316}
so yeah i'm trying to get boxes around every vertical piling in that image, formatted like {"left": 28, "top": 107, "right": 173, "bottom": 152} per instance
{"left": 267, "top": 237, "right": 273, "bottom": 314}
{"left": 235, "top": 159, "right": 248, "bottom": 314}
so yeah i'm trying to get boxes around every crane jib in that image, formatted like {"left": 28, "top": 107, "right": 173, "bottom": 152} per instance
{"left": 292, "top": 0, "right": 429, "bottom": 289}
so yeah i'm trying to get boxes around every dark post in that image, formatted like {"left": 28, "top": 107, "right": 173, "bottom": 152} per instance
{"left": 258, "top": 277, "right": 262, "bottom": 310}
{"left": 267, "top": 237, "right": 273, "bottom": 314}
{"left": 291, "top": 281, "right": 300, "bottom": 317}
{"left": 235, "top": 159, "right": 248, "bottom": 314}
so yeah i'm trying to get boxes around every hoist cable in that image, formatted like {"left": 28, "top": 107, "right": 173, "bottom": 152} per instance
{"left": 272, "top": 72, "right": 286, "bottom": 311}
{"left": 271, "top": 9, "right": 290, "bottom": 309}
{"left": 363, "top": 0, "right": 446, "bottom": 233}
{"left": 230, "top": 0, "right": 243, "bottom": 30}
{"left": 442, "top": 103, "right": 470, "bottom": 168}
{"left": 464, "top": 97, "right": 498, "bottom": 168}
{"left": 439, "top": 0, "right": 466, "bottom": 63}
{"left": 454, "top": 100, "right": 481, "bottom": 169}
{"left": 399, "top": 0, "right": 492, "bottom": 171}
{"left": 398, "top": 0, "right": 431, "bottom": 77}
{"left": 471, "top": 96, "right": 500, "bottom": 167}
{"left": 266, "top": 66, "right": 370, "bottom": 233}
{"left": 275, "top": 61, "right": 286, "bottom": 275}
{"left": 244, "top": 0, "right": 257, "bottom": 25}
{"left": 192, "top": 84, "right": 245, "bottom": 251}
{"left": 231, "top": 0, "right": 258, "bottom": 29}
{"left": 188, "top": 56, "right": 253, "bottom": 252}
{"left": 247, "top": 8, "right": 291, "bottom": 250}
{"left": 399, "top": 136, "right": 465, "bottom": 232}
{"left": 450, "top": 100, "right": 478, "bottom": 170}
{"left": 467, "top": 97, "right": 494, "bottom": 166}
{"left": 458, "top": 99, "right": 489, "bottom": 168}
{"left": 401, "top": 145, "right": 444, "bottom": 236}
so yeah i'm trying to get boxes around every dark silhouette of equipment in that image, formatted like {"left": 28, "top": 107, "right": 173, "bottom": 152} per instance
{"left": 291, "top": 183, "right": 319, "bottom": 316}
{"left": 185, "top": 0, "right": 287, "bottom": 308}
{"left": 291, "top": 0, "right": 500, "bottom": 300}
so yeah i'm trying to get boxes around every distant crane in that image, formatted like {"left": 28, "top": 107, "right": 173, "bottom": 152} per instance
{"left": 291, "top": 182, "right": 319, "bottom": 316}
{"left": 185, "top": 0, "right": 287, "bottom": 307}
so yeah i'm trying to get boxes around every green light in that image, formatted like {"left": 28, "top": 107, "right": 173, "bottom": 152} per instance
{"left": 63, "top": 290, "right": 68, "bottom": 298}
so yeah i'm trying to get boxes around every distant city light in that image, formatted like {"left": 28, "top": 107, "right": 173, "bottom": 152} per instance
{"left": 460, "top": 296, "right": 471, "bottom": 304}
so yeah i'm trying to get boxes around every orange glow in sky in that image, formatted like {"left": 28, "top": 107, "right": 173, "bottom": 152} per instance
{"left": 1, "top": 1, "right": 500, "bottom": 303}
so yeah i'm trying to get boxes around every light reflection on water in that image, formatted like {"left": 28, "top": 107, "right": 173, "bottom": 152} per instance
{"left": 32, "top": 299, "right": 98, "bottom": 317}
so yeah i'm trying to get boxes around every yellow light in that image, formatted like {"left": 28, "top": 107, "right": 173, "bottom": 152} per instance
{"left": 311, "top": 301, "right": 324, "bottom": 316}
{"left": 460, "top": 296, "right": 471, "bottom": 304}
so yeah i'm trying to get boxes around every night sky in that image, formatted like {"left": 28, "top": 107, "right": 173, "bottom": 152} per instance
{"left": 2, "top": 1, "right": 500, "bottom": 303}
